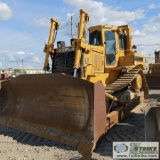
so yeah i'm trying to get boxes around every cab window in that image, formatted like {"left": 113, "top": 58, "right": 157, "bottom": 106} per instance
{"left": 105, "top": 31, "right": 116, "bottom": 66}
{"left": 118, "top": 33, "right": 127, "bottom": 50}
{"left": 89, "top": 30, "right": 102, "bottom": 46}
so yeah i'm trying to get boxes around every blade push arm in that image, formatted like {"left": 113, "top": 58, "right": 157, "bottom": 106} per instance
{"left": 43, "top": 18, "right": 59, "bottom": 70}
{"left": 73, "top": 9, "right": 89, "bottom": 77}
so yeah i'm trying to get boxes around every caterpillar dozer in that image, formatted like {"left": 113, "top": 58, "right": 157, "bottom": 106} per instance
{"left": 145, "top": 51, "right": 160, "bottom": 142}
{"left": 145, "top": 106, "right": 160, "bottom": 142}
{"left": 0, "top": 9, "right": 148, "bottom": 159}
{"left": 145, "top": 51, "right": 160, "bottom": 89}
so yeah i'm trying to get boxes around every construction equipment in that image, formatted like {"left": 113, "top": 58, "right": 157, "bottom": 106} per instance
{"left": 0, "top": 9, "right": 148, "bottom": 160}
{"left": 145, "top": 106, "right": 160, "bottom": 142}
{"left": 145, "top": 51, "right": 160, "bottom": 89}
{"left": 0, "top": 73, "right": 8, "bottom": 80}
{"left": 145, "top": 51, "right": 160, "bottom": 146}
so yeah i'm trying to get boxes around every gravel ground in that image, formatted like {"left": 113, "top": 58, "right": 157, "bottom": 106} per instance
{"left": 0, "top": 89, "right": 159, "bottom": 160}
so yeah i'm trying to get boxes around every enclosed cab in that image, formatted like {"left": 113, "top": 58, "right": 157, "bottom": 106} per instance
{"left": 50, "top": 24, "right": 146, "bottom": 86}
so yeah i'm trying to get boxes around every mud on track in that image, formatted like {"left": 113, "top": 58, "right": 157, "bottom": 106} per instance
{"left": 0, "top": 90, "right": 159, "bottom": 160}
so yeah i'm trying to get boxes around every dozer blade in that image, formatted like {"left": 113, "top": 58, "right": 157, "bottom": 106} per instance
{"left": 145, "top": 106, "right": 160, "bottom": 142}
{"left": 0, "top": 74, "right": 106, "bottom": 160}
{"left": 145, "top": 74, "right": 160, "bottom": 89}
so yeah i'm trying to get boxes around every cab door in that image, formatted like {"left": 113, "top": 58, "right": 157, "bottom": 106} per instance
{"left": 105, "top": 31, "right": 116, "bottom": 66}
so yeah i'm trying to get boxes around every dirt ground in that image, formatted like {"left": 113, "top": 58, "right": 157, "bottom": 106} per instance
{"left": 0, "top": 90, "right": 159, "bottom": 160}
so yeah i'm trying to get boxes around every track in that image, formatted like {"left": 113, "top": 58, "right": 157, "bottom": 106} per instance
{"left": 0, "top": 90, "right": 159, "bottom": 160}
{"left": 105, "top": 68, "right": 149, "bottom": 99}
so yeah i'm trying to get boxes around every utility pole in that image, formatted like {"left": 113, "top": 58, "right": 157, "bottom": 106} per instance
{"left": 17, "top": 61, "right": 19, "bottom": 69}
{"left": 67, "top": 15, "right": 74, "bottom": 38}
{"left": 22, "top": 59, "right": 23, "bottom": 69}
{"left": 22, "top": 59, "right": 24, "bottom": 73}
{"left": 5, "top": 55, "right": 7, "bottom": 69}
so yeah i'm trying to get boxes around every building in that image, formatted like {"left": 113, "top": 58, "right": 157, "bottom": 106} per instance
{"left": 14, "top": 68, "right": 45, "bottom": 74}
{"left": 0, "top": 68, "right": 14, "bottom": 76}
{"left": 0, "top": 68, "right": 45, "bottom": 77}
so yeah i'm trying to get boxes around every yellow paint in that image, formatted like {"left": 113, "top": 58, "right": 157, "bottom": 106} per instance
{"left": 43, "top": 18, "right": 59, "bottom": 70}
{"left": 44, "top": 9, "right": 147, "bottom": 86}
{"left": 88, "top": 73, "right": 109, "bottom": 87}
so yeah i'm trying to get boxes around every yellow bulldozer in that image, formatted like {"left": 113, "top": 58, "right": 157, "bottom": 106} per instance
{"left": 145, "top": 50, "right": 160, "bottom": 89}
{"left": 145, "top": 106, "right": 160, "bottom": 142}
{"left": 0, "top": 9, "right": 149, "bottom": 159}
{"left": 145, "top": 51, "right": 160, "bottom": 142}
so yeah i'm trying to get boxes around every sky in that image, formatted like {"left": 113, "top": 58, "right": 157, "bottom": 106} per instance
{"left": 0, "top": 0, "right": 160, "bottom": 69}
